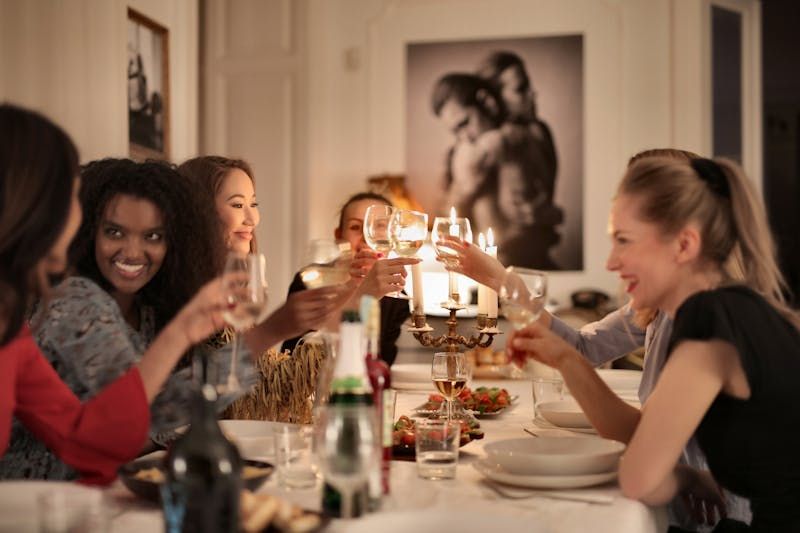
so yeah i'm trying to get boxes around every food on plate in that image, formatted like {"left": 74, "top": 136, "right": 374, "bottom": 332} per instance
{"left": 423, "top": 386, "right": 511, "bottom": 415}
{"left": 465, "top": 347, "right": 508, "bottom": 367}
{"left": 392, "top": 415, "right": 484, "bottom": 453}
{"left": 133, "top": 466, "right": 164, "bottom": 483}
{"left": 132, "top": 464, "right": 271, "bottom": 484}
{"left": 240, "top": 490, "right": 321, "bottom": 533}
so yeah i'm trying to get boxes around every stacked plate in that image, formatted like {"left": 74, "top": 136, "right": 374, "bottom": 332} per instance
{"left": 596, "top": 369, "right": 642, "bottom": 404}
{"left": 474, "top": 436, "right": 624, "bottom": 489}
{"left": 537, "top": 399, "right": 596, "bottom": 433}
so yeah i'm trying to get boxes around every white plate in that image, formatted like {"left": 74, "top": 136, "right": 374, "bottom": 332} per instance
{"left": 596, "top": 369, "right": 642, "bottom": 393}
{"left": 473, "top": 459, "right": 617, "bottom": 489}
{"left": 484, "top": 437, "right": 625, "bottom": 476}
{"left": 219, "top": 419, "right": 285, "bottom": 458}
{"left": 391, "top": 363, "right": 431, "bottom": 383}
{"left": 538, "top": 400, "right": 592, "bottom": 428}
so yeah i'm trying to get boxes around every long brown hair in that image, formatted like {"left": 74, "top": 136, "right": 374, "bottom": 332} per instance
{"left": 0, "top": 104, "right": 79, "bottom": 345}
{"left": 619, "top": 156, "right": 799, "bottom": 328}
{"left": 178, "top": 155, "right": 258, "bottom": 255}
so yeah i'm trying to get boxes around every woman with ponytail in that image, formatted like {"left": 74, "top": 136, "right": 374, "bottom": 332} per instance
{"left": 509, "top": 157, "right": 800, "bottom": 532}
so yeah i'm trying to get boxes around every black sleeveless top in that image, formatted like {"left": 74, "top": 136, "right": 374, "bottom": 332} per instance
{"left": 669, "top": 286, "right": 800, "bottom": 532}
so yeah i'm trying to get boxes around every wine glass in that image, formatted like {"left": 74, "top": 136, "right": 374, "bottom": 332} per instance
{"left": 363, "top": 204, "right": 405, "bottom": 298}
{"left": 316, "top": 405, "right": 377, "bottom": 519}
{"left": 498, "top": 266, "right": 548, "bottom": 329}
{"left": 389, "top": 209, "right": 428, "bottom": 258}
{"left": 220, "top": 253, "right": 269, "bottom": 392}
{"left": 431, "top": 216, "right": 472, "bottom": 307}
{"left": 431, "top": 351, "right": 470, "bottom": 421}
{"left": 299, "top": 239, "right": 353, "bottom": 289}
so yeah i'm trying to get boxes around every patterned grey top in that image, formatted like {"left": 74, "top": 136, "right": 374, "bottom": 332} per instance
{"left": 0, "top": 276, "right": 256, "bottom": 481}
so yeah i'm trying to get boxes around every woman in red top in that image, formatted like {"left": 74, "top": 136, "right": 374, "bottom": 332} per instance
{"left": 0, "top": 104, "right": 233, "bottom": 484}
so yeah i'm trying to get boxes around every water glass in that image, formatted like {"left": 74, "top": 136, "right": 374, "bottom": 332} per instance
{"left": 415, "top": 419, "right": 461, "bottom": 480}
{"left": 532, "top": 376, "right": 564, "bottom": 423}
{"left": 276, "top": 425, "right": 319, "bottom": 489}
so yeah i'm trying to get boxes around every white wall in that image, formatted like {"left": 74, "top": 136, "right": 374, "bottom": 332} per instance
{"left": 0, "top": 0, "right": 198, "bottom": 162}
{"left": 303, "top": 0, "right": 710, "bottom": 307}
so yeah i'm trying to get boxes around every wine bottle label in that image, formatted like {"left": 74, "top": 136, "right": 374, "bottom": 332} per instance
{"left": 330, "top": 375, "right": 369, "bottom": 394}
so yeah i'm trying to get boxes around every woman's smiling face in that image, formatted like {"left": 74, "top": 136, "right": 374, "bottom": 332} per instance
{"left": 94, "top": 193, "right": 167, "bottom": 296}
{"left": 215, "top": 168, "right": 259, "bottom": 254}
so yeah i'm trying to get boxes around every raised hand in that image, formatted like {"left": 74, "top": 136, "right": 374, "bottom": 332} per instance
{"left": 507, "top": 321, "right": 578, "bottom": 370}
{"left": 434, "top": 237, "right": 505, "bottom": 290}
{"left": 176, "top": 275, "right": 240, "bottom": 346}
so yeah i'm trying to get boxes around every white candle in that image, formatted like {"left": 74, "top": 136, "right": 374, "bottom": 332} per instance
{"left": 448, "top": 206, "right": 459, "bottom": 237}
{"left": 411, "top": 262, "right": 425, "bottom": 315}
{"left": 477, "top": 233, "right": 487, "bottom": 315}
{"left": 486, "top": 228, "right": 498, "bottom": 319}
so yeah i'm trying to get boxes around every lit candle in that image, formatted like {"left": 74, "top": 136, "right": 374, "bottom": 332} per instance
{"left": 447, "top": 206, "right": 459, "bottom": 302}
{"left": 411, "top": 262, "right": 425, "bottom": 315}
{"left": 477, "top": 233, "right": 487, "bottom": 315}
{"left": 448, "top": 206, "right": 459, "bottom": 237}
{"left": 486, "top": 228, "right": 498, "bottom": 319}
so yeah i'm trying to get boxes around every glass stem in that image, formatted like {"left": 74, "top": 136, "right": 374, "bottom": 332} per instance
{"left": 341, "top": 486, "right": 353, "bottom": 519}
{"left": 227, "top": 331, "right": 240, "bottom": 391}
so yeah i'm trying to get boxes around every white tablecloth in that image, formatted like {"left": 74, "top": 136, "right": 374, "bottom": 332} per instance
{"left": 0, "top": 380, "right": 667, "bottom": 533}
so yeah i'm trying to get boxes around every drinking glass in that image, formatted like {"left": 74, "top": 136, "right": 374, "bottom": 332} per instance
{"left": 415, "top": 419, "right": 461, "bottom": 480}
{"left": 221, "top": 253, "right": 269, "bottom": 392}
{"left": 316, "top": 405, "right": 377, "bottom": 519}
{"left": 276, "top": 425, "right": 319, "bottom": 489}
{"left": 431, "top": 216, "right": 472, "bottom": 307}
{"left": 389, "top": 209, "right": 428, "bottom": 258}
{"left": 299, "top": 239, "right": 353, "bottom": 289}
{"left": 498, "top": 266, "right": 548, "bottom": 329}
{"left": 364, "top": 204, "right": 405, "bottom": 298}
{"left": 431, "top": 351, "right": 469, "bottom": 422}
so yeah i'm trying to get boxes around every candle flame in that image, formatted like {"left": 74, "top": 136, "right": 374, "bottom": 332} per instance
{"left": 478, "top": 233, "right": 486, "bottom": 250}
{"left": 487, "top": 227, "right": 495, "bottom": 247}
{"left": 449, "top": 206, "right": 457, "bottom": 223}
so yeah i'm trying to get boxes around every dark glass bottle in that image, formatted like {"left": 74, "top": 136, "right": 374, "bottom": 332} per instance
{"left": 162, "top": 383, "right": 242, "bottom": 533}
{"left": 362, "top": 296, "right": 392, "bottom": 497}
{"left": 321, "top": 309, "right": 373, "bottom": 518}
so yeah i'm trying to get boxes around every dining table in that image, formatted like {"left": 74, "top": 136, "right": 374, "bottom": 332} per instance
{"left": 0, "top": 376, "right": 667, "bottom": 533}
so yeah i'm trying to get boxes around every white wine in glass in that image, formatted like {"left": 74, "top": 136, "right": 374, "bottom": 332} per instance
{"left": 431, "top": 216, "right": 472, "bottom": 306}
{"left": 300, "top": 239, "right": 353, "bottom": 289}
{"left": 363, "top": 205, "right": 395, "bottom": 255}
{"left": 498, "top": 267, "right": 548, "bottom": 329}
{"left": 221, "top": 253, "right": 269, "bottom": 392}
{"left": 431, "top": 352, "right": 469, "bottom": 421}
{"left": 389, "top": 209, "right": 428, "bottom": 258}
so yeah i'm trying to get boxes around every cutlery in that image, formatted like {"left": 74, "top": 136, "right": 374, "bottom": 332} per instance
{"left": 523, "top": 428, "right": 539, "bottom": 438}
{"left": 481, "top": 480, "right": 613, "bottom": 505}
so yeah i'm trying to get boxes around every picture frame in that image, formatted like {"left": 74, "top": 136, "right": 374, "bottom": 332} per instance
{"left": 127, "top": 8, "right": 170, "bottom": 161}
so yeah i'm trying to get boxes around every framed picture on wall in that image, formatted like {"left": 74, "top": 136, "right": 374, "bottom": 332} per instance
{"left": 127, "top": 8, "right": 169, "bottom": 161}
{"left": 406, "top": 35, "right": 584, "bottom": 271}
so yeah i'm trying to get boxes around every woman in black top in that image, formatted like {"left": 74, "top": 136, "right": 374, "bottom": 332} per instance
{"left": 508, "top": 156, "right": 800, "bottom": 532}
{"left": 282, "top": 192, "right": 418, "bottom": 366}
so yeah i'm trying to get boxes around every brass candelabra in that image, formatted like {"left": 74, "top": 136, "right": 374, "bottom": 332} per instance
{"left": 407, "top": 301, "right": 502, "bottom": 353}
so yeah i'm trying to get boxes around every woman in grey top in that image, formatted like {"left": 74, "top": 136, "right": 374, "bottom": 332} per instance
{"left": 444, "top": 149, "right": 750, "bottom": 531}
{"left": 0, "top": 159, "right": 256, "bottom": 481}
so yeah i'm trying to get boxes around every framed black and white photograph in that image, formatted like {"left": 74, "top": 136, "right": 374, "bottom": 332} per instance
{"left": 127, "top": 8, "right": 169, "bottom": 161}
{"left": 406, "top": 35, "right": 584, "bottom": 271}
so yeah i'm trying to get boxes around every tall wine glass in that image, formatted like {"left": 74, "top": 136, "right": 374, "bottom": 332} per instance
{"left": 220, "top": 253, "right": 269, "bottom": 392}
{"left": 498, "top": 267, "right": 548, "bottom": 328}
{"left": 431, "top": 351, "right": 469, "bottom": 421}
{"left": 300, "top": 239, "right": 353, "bottom": 289}
{"left": 389, "top": 209, "right": 428, "bottom": 258}
{"left": 431, "top": 216, "right": 472, "bottom": 307}
{"left": 363, "top": 204, "right": 405, "bottom": 298}
{"left": 317, "top": 405, "right": 377, "bottom": 519}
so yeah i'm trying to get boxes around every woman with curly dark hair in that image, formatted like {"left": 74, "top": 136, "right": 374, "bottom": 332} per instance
{"left": 0, "top": 157, "right": 256, "bottom": 481}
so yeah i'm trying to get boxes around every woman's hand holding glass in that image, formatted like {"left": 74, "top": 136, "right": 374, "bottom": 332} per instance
{"left": 507, "top": 321, "right": 576, "bottom": 371}
{"left": 435, "top": 238, "right": 505, "bottom": 291}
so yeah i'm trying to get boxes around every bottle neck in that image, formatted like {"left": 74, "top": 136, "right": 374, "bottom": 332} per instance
{"left": 331, "top": 319, "right": 372, "bottom": 396}
{"left": 190, "top": 384, "right": 223, "bottom": 432}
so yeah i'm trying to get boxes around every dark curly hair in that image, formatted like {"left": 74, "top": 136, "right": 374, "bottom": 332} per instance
{"left": 69, "top": 158, "right": 225, "bottom": 333}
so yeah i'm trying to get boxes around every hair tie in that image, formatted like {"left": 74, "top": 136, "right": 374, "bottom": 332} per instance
{"left": 691, "top": 158, "right": 730, "bottom": 198}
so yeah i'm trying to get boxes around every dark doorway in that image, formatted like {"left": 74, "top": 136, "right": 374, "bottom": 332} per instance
{"left": 762, "top": 0, "right": 800, "bottom": 306}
